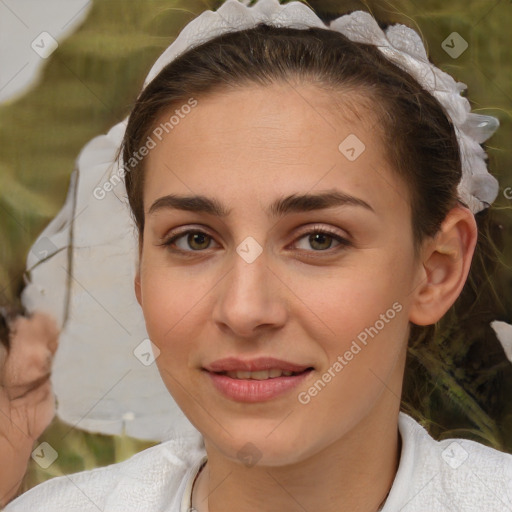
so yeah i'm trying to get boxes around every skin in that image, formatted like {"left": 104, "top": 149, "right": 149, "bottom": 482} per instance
{"left": 135, "top": 81, "right": 477, "bottom": 512}
{"left": 0, "top": 312, "right": 59, "bottom": 507}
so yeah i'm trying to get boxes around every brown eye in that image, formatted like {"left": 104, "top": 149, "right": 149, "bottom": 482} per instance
{"left": 293, "top": 228, "right": 350, "bottom": 252}
{"left": 185, "top": 232, "right": 211, "bottom": 250}
{"left": 163, "top": 230, "right": 218, "bottom": 252}
{"left": 307, "top": 232, "right": 336, "bottom": 251}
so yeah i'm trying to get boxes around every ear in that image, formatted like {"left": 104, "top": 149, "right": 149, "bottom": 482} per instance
{"left": 409, "top": 205, "right": 477, "bottom": 326}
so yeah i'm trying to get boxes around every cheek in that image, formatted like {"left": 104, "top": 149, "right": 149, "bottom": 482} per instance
{"left": 296, "top": 281, "right": 407, "bottom": 378}
{"left": 291, "top": 249, "right": 414, "bottom": 348}
{"left": 139, "top": 272, "right": 199, "bottom": 407}
{"left": 290, "top": 264, "right": 410, "bottom": 438}
{"left": 139, "top": 260, "right": 219, "bottom": 372}
{"left": 139, "top": 265, "right": 195, "bottom": 348}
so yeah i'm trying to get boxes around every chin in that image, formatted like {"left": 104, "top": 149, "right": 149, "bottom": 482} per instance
{"left": 202, "top": 422, "right": 317, "bottom": 468}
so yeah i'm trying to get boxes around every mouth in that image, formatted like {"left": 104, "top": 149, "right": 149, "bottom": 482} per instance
{"left": 202, "top": 361, "right": 315, "bottom": 402}
{"left": 209, "top": 368, "right": 314, "bottom": 380}
{"left": 203, "top": 356, "right": 314, "bottom": 374}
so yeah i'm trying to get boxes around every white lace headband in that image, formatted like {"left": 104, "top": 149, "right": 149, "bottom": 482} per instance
{"left": 21, "top": 0, "right": 505, "bottom": 442}
{"left": 143, "top": 0, "right": 500, "bottom": 214}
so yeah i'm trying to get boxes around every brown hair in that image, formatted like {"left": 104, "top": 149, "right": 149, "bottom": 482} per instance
{"left": 122, "top": 22, "right": 462, "bottom": 252}
{"left": 120, "top": 20, "right": 504, "bottom": 438}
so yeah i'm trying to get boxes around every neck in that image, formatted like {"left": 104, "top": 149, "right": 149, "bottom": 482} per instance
{"left": 193, "top": 385, "right": 403, "bottom": 512}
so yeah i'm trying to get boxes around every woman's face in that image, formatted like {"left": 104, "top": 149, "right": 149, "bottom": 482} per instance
{"left": 136, "top": 81, "right": 423, "bottom": 465}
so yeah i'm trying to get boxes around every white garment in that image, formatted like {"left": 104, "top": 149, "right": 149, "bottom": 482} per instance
{"left": 6, "top": 412, "right": 512, "bottom": 511}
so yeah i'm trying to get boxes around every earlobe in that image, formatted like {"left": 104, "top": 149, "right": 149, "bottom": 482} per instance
{"left": 409, "top": 205, "right": 477, "bottom": 326}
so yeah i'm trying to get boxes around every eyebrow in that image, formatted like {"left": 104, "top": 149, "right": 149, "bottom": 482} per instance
{"left": 148, "top": 189, "right": 375, "bottom": 218}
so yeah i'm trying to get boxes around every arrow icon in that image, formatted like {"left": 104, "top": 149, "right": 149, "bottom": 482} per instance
{"left": 236, "top": 237, "right": 262, "bottom": 263}
{"left": 31, "top": 442, "right": 58, "bottom": 468}
{"left": 441, "top": 441, "right": 467, "bottom": 469}
{"left": 339, "top": 134, "right": 365, "bottom": 161}
{"left": 441, "top": 32, "right": 468, "bottom": 59}
{"left": 237, "top": 442, "right": 262, "bottom": 467}
{"left": 134, "top": 338, "right": 160, "bottom": 365}
{"left": 31, "top": 32, "right": 59, "bottom": 59}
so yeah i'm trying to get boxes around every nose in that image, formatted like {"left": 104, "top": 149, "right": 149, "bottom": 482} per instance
{"left": 212, "top": 246, "right": 288, "bottom": 339}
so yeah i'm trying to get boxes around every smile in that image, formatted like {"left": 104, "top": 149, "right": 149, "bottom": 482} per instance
{"left": 204, "top": 368, "right": 314, "bottom": 402}
{"left": 219, "top": 369, "right": 306, "bottom": 379}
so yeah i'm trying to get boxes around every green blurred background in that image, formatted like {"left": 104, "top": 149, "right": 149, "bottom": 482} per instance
{"left": 0, "top": 0, "right": 511, "bottom": 494}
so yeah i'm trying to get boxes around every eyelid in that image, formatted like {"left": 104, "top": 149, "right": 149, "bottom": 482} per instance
{"left": 159, "top": 223, "right": 351, "bottom": 254}
{"left": 158, "top": 225, "right": 219, "bottom": 249}
{"left": 288, "top": 224, "right": 352, "bottom": 255}
{"left": 292, "top": 223, "right": 350, "bottom": 242}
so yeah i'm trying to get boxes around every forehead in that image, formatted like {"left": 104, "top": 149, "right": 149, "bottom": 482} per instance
{"left": 142, "top": 81, "right": 410, "bottom": 220}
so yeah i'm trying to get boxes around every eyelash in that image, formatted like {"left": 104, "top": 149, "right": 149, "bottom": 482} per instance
{"left": 159, "top": 225, "right": 351, "bottom": 257}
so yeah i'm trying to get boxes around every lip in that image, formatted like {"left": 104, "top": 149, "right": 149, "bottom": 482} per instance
{"left": 204, "top": 368, "right": 314, "bottom": 403}
{"left": 203, "top": 356, "right": 313, "bottom": 373}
